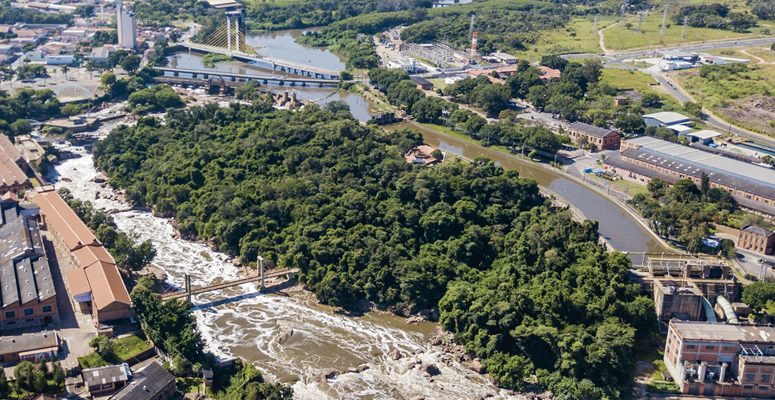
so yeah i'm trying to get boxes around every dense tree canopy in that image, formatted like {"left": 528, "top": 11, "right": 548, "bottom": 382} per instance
{"left": 94, "top": 103, "right": 655, "bottom": 396}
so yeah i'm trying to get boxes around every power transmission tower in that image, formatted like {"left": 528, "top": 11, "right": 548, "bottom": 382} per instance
{"left": 468, "top": 14, "right": 476, "bottom": 41}
{"left": 593, "top": 16, "right": 598, "bottom": 34}
{"left": 660, "top": 1, "right": 670, "bottom": 36}
{"left": 681, "top": 15, "right": 688, "bottom": 38}
{"left": 638, "top": 11, "right": 647, "bottom": 33}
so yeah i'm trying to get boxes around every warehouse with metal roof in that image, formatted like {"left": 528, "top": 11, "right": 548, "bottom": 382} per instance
{"left": 608, "top": 136, "right": 775, "bottom": 216}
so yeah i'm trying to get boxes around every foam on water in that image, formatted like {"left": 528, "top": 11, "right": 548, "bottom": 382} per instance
{"left": 52, "top": 136, "right": 524, "bottom": 399}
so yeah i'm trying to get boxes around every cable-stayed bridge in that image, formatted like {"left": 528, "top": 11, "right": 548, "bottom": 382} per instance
{"left": 180, "top": 7, "right": 340, "bottom": 80}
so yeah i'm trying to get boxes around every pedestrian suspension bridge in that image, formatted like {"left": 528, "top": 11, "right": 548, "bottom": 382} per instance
{"left": 161, "top": 256, "right": 299, "bottom": 304}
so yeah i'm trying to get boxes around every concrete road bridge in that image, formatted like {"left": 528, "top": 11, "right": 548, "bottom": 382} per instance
{"left": 154, "top": 66, "right": 339, "bottom": 87}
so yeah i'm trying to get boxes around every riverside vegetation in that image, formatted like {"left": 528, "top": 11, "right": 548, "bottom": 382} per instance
{"left": 93, "top": 100, "right": 657, "bottom": 398}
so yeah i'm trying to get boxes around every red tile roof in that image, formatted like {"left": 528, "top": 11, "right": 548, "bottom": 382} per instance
{"left": 30, "top": 190, "right": 131, "bottom": 311}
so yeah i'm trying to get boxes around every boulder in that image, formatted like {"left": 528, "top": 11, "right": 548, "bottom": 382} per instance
{"left": 422, "top": 363, "right": 441, "bottom": 376}
{"left": 430, "top": 337, "right": 442, "bottom": 346}
{"left": 315, "top": 369, "right": 338, "bottom": 383}
{"left": 347, "top": 367, "right": 359, "bottom": 374}
{"left": 358, "top": 364, "right": 370, "bottom": 372}
{"left": 390, "top": 350, "right": 402, "bottom": 360}
{"left": 275, "top": 328, "right": 293, "bottom": 345}
{"left": 469, "top": 358, "right": 486, "bottom": 374}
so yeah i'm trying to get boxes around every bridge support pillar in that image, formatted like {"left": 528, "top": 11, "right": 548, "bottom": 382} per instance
{"left": 185, "top": 274, "right": 192, "bottom": 304}
{"left": 173, "top": 71, "right": 179, "bottom": 77}
{"left": 258, "top": 256, "right": 265, "bottom": 292}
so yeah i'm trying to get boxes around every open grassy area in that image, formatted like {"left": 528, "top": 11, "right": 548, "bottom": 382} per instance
{"left": 704, "top": 46, "right": 775, "bottom": 63}
{"left": 78, "top": 352, "right": 110, "bottom": 369}
{"left": 603, "top": 14, "right": 763, "bottom": 51}
{"left": 600, "top": 68, "right": 682, "bottom": 109}
{"left": 672, "top": 63, "right": 775, "bottom": 132}
{"left": 77, "top": 335, "right": 153, "bottom": 369}
{"left": 512, "top": 16, "right": 617, "bottom": 61}
{"left": 113, "top": 335, "right": 152, "bottom": 360}
{"left": 586, "top": 171, "right": 650, "bottom": 197}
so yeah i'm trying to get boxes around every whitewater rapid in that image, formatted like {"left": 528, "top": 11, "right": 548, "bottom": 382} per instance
{"left": 50, "top": 124, "right": 525, "bottom": 400}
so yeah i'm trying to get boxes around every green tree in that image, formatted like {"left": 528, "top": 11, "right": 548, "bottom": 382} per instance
{"left": 473, "top": 83, "right": 511, "bottom": 115}
{"left": 11, "top": 119, "right": 32, "bottom": 136}
{"left": 61, "top": 103, "right": 81, "bottom": 116}
{"left": 74, "top": 4, "right": 94, "bottom": 18}
{"left": 121, "top": 55, "right": 142, "bottom": 75}
{"left": 640, "top": 92, "right": 661, "bottom": 107}
{"left": 101, "top": 72, "right": 117, "bottom": 87}
{"left": 89, "top": 335, "right": 115, "bottom": 359}
{"left": 743, "top": 282, "right": 775, "bottom": 312}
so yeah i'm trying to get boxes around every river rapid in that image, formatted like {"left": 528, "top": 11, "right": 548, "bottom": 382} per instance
{"left": 51, "top": 122, "right": 526, "bottom": 399}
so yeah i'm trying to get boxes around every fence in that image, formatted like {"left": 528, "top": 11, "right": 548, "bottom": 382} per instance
{"left": 565, "top": 167, "right": 631, "bottom": 201}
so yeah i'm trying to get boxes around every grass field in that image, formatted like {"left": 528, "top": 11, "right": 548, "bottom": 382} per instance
{"left": 600, "top": 68, "right": 682, "bottom": 110}
{"left": 113, "top": 335, "right": 152, "bottom": 360}
{"left": 704, "top": 46, "right": 775, "bottom": 63}
{"left": 514, "top": 16, "right": 616, "bottom": 60}
{"left": 603, "top": 15, "right": 760, "bottom": 51}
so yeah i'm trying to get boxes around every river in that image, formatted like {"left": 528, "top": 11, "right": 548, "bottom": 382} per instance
{"left": 51, "top": 121, "right": 525, "bottom": 399}
{"left": 390, "top": 122, "right": 668, "bottom": 255}
{"left": 166, "top": 30, "right": 375, "bottom": 122}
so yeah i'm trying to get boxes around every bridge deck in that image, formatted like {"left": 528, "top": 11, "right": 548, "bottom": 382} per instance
{"left": 181, "top": 42, "right": 340, "bottom": 77}
{"left": 155, "top": 67, "right": 338, "bottom": 84}
{"left": 162, "top": 268, "right": 299, "bottom": 300}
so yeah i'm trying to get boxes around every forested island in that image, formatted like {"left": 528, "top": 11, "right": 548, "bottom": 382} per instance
{"left": 93, "top": 100, "right": 656, "bottom": 398}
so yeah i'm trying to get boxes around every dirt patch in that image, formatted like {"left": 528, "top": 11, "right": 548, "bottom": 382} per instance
{"left": 719, "top": 95, "right": 775, "bottom": 132}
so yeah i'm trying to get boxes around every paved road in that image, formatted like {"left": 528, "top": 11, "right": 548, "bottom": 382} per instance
{"left": 563, "top": 37, "right": 775, "bottom": 61}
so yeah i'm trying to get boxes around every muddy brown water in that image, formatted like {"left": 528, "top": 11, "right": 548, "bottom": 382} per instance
{"left": 391, "top": 122, "right": 668, "bottom": 254}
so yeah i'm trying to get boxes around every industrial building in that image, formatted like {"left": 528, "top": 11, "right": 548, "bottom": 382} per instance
{"left": 642, "top": 111, "right": 693, "bottom": 135}
{"left": 0, "top": 331, "right": 60, "bottom": 363}
{"left": 738, "top": 225, "right": 775, "bottom": 255}
{"left": 686, "top": 130, "right": 722, "bottom": 146}
{"left": 0, "top": 202, "right": 59, "bottom": 331}
{"left": 664, "top": 321, "right": 775, "bottom": 397}
{"left": 30, "top": 189, "right": 132, "bottom": 324}
{"left": 0, "top": 134, "right": 31, "bottom": 195}
{"left": 606, "top": 137, "right": 775, "bottom": 217}
{"left": 566, "top": 122, "right": 622, "bottom": 150}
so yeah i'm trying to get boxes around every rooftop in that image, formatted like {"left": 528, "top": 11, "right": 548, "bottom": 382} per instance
{"left": 0, "top": 205, "right": 54, "bottom": 307}
{"left": 569, "top": 121, "right": 618, "bottom": 138}
{"left": 110, "top": 361, "right": 175, "bottom": 400}
{"left": 83, "top": 363, "right": 131, "bottom": 388}
{"left": 622, "top": 136, "right": 775, "bottom": 198}
{"left": 687, "top": 130, "right": 722, "bottom": 140}
{"left": 491, "top": 52, "right": 518, "bottom": 61}
{"left": 742, "top": 225, "right": 774, "bottom": 237}
{"left": 672, "top": 321, "right": 775, "bottom": 343}
{"left": 0, "top": 135, "right": 29, "bottom": 190}
{"left": 643, "top": 111, "right": 691, "bottom": 125}
{"left": 0, "top": 331, "right": 59, "bottom": 355}
{"left": 30, "top": 190, "right": 130, "bottom": 312}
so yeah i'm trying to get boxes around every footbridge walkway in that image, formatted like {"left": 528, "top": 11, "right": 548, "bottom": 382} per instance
{"left": 162, "top": 268, "right": 300, "bottom": 302}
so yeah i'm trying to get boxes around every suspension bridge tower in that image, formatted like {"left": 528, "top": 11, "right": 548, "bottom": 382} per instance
{"left": 198, "top": 0, "right": 258, "bottom": 56}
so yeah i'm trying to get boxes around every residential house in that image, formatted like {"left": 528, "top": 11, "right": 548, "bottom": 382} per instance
{"left": 83, "top": 363, "right": 132, "bottom": 395}
{"left": 110, "top": 361, "right": 177, "bottom": 400}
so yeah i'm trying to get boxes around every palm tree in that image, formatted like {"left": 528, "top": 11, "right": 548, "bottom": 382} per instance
{"left": 85, "top": 62, "right": 94, "bottom": 79}
{"left": 61, "top": 65, "right": 69, "bottom": 80}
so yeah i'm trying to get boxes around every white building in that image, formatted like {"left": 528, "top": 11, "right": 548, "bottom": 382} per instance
{"left": 46, "top": 54, "right": 74, "bottom": 65}
{"left": 388, "top": 58, "right": 423, "bottom": 73}
{"left": 116, "top": 0, "right": 136, "bottom": 49}
{"left": 643, "top": 111, "right": 692, "bottom": 128}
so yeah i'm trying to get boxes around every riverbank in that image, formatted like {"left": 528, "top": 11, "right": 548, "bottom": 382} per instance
{"left": 390, "top": 121, "right": 679, "bottom": 255}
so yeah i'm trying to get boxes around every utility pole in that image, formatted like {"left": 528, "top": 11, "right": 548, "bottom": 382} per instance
{"left": 660, "top": 1, "right": 670, "bottom": 37}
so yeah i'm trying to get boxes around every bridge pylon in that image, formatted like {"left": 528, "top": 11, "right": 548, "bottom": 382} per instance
{"left": 198, "top": 7, "right": 257, "bottom": 56}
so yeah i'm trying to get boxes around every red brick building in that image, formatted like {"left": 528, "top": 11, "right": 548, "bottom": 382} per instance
{"left": 738, "top": 226, "right": 775, "bottom": 255}
{"left": 665, "top": 321, "right": 775, "bottom": 397}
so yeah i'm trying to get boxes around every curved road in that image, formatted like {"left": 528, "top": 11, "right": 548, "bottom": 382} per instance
{"left": 564, "top": 37, "right": 775, "bottom": 147}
